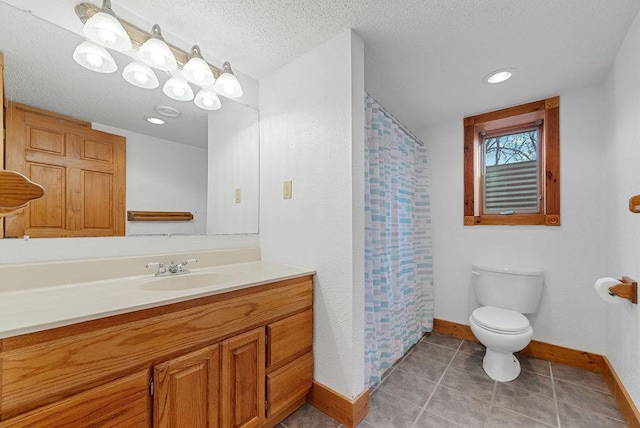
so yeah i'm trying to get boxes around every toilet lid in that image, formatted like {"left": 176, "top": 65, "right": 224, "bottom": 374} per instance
{"left": 471, "top": 306, "right": 530, "bottom": 334}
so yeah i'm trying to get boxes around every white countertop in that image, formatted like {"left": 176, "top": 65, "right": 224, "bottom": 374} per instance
{"left": 0, "top": 261, "right": 315, "bottom": 339}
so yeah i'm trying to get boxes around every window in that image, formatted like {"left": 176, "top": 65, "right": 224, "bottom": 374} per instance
{"left": 463, "top": 96, "right": 560, "bottom": 226}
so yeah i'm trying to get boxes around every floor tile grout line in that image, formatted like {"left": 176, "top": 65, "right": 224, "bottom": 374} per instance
{"left": 552, "top": 377, "right": 612, "bottom": 395}
{"left": 482, "top": 379, "right": 499, "bottom": 428}
{"left": 409, "top": 339, "right": 463, "bottom": 428}
{"left": 549, "top": 361, "right": 562, "bottom": 428}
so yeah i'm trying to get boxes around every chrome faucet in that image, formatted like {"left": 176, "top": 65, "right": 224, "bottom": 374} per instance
{"left": 145, "top": 259, "right": 197, "bottom": 277}
{"left": 167, "top": 259, "right": 198, "bottom": 275}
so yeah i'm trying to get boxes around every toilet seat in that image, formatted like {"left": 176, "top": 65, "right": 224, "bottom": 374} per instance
{"left": 471, "top": 306, "right": 530, "bottom": 335}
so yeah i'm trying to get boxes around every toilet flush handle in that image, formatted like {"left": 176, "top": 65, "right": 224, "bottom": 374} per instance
{"left": 472, "top": 271, "right": 480, "bottom": 276}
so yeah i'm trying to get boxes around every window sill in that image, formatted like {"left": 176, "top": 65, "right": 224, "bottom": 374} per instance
{"left": 464, "top": 214, "right": 560, "bottom": 226}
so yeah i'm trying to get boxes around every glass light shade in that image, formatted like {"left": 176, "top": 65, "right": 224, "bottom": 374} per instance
{"left": 73, "top": 41, "right": 117, "bottom": 73}
{"left": 122, "top": 61, "right": 158, "bottom": 89}
{"left": 213, "top": 62, "right": 243, "bottom": 98}
{"left": 163, "top": 77, "right": 194, "bottom": 101}
{"left": 183, "top": 57, "right": 215, "bottom": 87}
{"left": 194, "top": 89, "right": 222, "bottom": 110}
{"left": 138, "top": 30, "right": 177, "bottom": 71}
{"left": 83, "top": 11, "right": 132, "bottom": 51}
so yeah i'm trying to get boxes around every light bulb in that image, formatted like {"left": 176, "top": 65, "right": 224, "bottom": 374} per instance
{"left": 97, "top": 28, "right": 117, "bottom": 45}
{"left": 173, "top": 85, "right": 185, "bottom": 97}
{"left": 162, "top": 77, "right": 194, "bottom": 101}
{"left": 86, "top": 53, "right": 103, "bottom": 68}
{"left": 194, "top": 88, "right": 221, "bottom": 110}
{"left": 73, "top": 40, "right": 117, "bottom": 73}
{"left": 221, "top": 82, "right": 234, "bottom": 95}
{"left": 150, "top": 52, "right": 165, "bottom": 67}
{"left": 122, "top": 61, "right": 158, "bottom": 89}
{"left": 192, "top": 69, "right": 205, "bottom": 83}
{"left": 133, "top": 71, "right": 148, "bottom": 84}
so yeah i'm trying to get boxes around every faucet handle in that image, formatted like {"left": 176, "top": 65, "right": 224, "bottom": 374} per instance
{"left": 146, "top": 262, "right": 166, "bottom": 276}
{"left": 145, "top": 262, "right": 164, "bottom": 269}
{"left": 180, "top": 258, "right": 197, "bottom": 265}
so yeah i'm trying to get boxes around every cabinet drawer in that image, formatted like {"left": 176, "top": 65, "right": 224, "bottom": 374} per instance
{"left": 0, "top": 370, "right": 151, "bottom": 428}
{"left": 266, "top": 309, "right": 312, "bottom": 368}
{"left": 266, "top": 352, "right": 313, "bottom": 418}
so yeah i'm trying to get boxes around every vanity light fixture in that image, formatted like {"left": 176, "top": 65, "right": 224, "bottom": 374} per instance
{"left": 82, "top": 0, "right": 132, "bottom": 51}
{"left": 74, "top": 2, "right": 244, "bottom": 110}
{"left": 182, "top": 45, "right": 216, "bottom": 87}
{"left": 122, "top": 61, "right": 158, "bottom": 88}
{"left": 138, "top": 24, "right": 178, "bottom": 71}
{"left": 483, "top": 68, "right": 516, "bottom": 84}
{"left": 194, "top": 88, "right": 222, "bottom": 110}
{"left": 73, "top": 40, "right": 117, "bottom": 73}
{"left": 214, "top": 62, "right": 243, "bottom": 98}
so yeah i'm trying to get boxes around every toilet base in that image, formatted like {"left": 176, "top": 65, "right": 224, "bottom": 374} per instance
{"left": 482, "top": 348, "right": 521, "bottom": 382}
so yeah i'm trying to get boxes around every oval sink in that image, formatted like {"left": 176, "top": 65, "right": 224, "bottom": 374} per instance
{"left": 139, "top": 273, "right": 234, "bottom": 291}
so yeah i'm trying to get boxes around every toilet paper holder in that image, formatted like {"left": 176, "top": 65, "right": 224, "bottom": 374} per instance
{"left": 609, "top": 276, "right": 638, "bottom": 304}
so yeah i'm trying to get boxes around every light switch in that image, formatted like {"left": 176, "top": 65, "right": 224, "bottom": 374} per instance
{"left": 235, "top": 188, "right": 241, "bottom": 203}
{"left": 283, "top": 180, "right": 292, "bottom": 199}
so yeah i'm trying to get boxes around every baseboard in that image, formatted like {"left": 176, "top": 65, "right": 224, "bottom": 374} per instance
{"left": 602, "top": 357, "right": 640, "bottom": 428}
{"left": 308, "top": 381, "right": 369, "bottom": 427}
{"left": 434, "top": 318, "right": 640, "bottom": 427}
{"left": 433, "top": 318, "right": 604, "bottom": 372}
{"left": 433, "top": 318, "right": 477, "bottom": 342}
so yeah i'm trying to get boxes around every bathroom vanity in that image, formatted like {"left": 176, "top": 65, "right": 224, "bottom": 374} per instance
{"left": 0, "top": 252, "right": 314, "bottom": 427}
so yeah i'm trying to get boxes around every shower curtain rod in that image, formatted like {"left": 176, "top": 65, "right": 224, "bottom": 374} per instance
{"left": 367, "top": 94, "right": 425, "bottom": 147}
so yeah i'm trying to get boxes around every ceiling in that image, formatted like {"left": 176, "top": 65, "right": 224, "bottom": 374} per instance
{"left": 2, "top": 0, "right": 640, "bottom": 143}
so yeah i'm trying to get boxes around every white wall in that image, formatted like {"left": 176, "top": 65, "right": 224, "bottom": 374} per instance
{"left": 207, "top": 102, "right": 260, "bottom": 234}
{"left": 92, "top": 123, "right": 208, "bottom": 236}
{"left": 259, "top": 30, "right": 366, "bottom": 399}
{"left": 603, "top": 10, "right": 640, "bottom": 407}
{"left": 421, "top": 85, "right": 608, "bottom": 354}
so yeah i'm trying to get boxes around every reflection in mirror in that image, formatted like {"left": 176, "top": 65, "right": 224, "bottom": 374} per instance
{"left": 0, "top": 1, "right": 259, "bottom": 237}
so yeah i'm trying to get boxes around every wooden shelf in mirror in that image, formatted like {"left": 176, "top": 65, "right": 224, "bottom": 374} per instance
{"left": 0, "top": 170, "right": 45, "bottom": 217}
{"left": 127, "top": 211, "right": 194, "bottom": 221}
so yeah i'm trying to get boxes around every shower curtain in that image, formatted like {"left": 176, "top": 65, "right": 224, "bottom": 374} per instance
{"left": 364, "top": 94, "right": 434, "bottom": 387}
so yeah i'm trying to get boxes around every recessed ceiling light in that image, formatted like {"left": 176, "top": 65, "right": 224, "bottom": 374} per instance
{"left": 146, "top": 117, "right": 166, "bottom": 125}
{"left": 484, "top": 68, "right": 516, "bottom": 84}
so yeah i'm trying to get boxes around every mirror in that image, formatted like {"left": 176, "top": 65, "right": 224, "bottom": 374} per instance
{"left": 0, "top": 1, "right": 259, "bottom": 236}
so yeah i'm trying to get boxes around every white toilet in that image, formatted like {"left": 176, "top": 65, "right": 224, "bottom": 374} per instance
{"left": 469, "top": 265, "right": 544, "bottom": 382}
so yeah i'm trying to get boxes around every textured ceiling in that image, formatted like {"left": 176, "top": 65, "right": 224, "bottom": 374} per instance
{"left": 2, "top": 0, "right": 640, "bottom": 143}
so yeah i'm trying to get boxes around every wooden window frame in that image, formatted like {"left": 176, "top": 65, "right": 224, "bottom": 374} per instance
{"left": 464, "top": 96, "right": 560, "bottom": 226}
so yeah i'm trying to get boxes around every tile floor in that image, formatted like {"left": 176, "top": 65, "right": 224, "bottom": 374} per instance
{"left": 278, "top": 332, "right": 627, "bottom": 428}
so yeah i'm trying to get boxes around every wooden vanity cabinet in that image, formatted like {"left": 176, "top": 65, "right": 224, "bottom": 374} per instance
{"left": 0, "top": 275, "right": 313, "bottom": 428}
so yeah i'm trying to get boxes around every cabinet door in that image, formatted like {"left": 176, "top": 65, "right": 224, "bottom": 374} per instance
{"left": 220, "top": 328, "right": 265, "bottom": 428}
{"left": 0, "top": 370, "right": 151, "bottom": 428}
{"left": 154, "top": 344, "right": 220, "bottom": 428}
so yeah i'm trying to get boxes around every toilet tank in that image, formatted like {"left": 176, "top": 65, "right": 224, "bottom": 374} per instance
{"left": 471, "top": 265, "right": 544, "bottom": 314}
